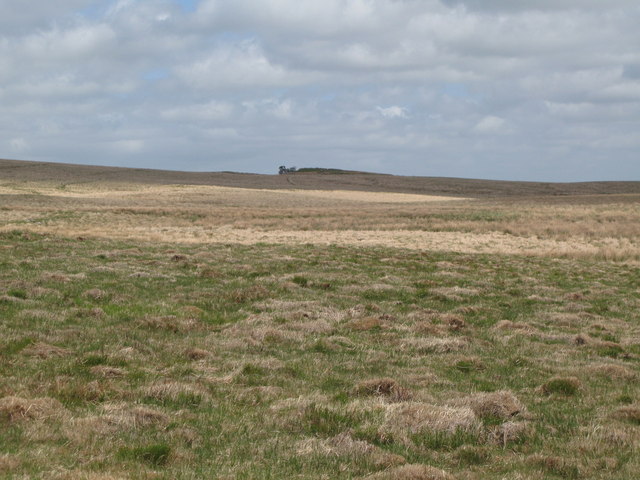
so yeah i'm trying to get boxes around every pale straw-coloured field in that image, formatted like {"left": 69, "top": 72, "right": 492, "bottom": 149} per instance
{"left": 1, "top": 180, "right": 639, "bottom": 260}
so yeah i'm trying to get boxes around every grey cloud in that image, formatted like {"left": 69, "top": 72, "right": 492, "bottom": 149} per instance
{"left": 0, "top": 0, "right": 638, "bottom": 181}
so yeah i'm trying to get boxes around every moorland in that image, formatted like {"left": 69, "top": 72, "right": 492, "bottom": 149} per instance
{"left": 0, "top": 159, "right": 639, "bottom": 479}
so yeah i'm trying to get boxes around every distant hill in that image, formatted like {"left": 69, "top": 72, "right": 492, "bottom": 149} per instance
{"left": 1, "top": 158, "right": 640, "bottom": 198}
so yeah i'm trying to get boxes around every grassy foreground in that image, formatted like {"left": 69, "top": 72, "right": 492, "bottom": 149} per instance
{"left": 1, "top": 231, "right": 639, "bottom": 479}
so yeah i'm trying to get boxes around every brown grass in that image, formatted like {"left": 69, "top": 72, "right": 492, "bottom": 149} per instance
{"left": 0, "top": 396, "right": 65, "bottom": 421}
{"left": 587, "top": 363, "right": 636, "bottom": 380}
{"left": 1, "top": 167, "right": 638, "bottom": 259}
{"left": 488, "top": 421, "right": 531, "bottom": 446}
{"left": 354, "top": 378, "right": 413, "bottom": 402}
{"left": 347, "top": 316, "right": 384, "bottom": 331}
{"left": 404, "top": 337, "right": 468, "bottom": 354}
{"left": 89, "top": 366, "right": 126, "bottom": 378}
{"left": 381, "top": 403, "right": 480, "bottom": 445}
{"left": 21, "top": 342, "right": 71, "bottom": 358}
{"left": 365, "top": 463, "right": 456, "bottom": 480}
{"left": 459, "top": 391, "right": 525, "bottom": 420}
{"left": 612, "top": 406, "right": 640, "bottom": 424}
{"left": 143, "top": 381, "right": 207, "bottom": 403}
{"left": 0, "top": 454, "right": 20, "bottom": 473}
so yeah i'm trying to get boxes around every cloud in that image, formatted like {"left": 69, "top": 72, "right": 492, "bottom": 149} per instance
{"left": 377, "top": 106, "right": 408, "bottom": 119}
{"left": 473, "top": 116, "right": 506, "bottom": 134}
{"left": 0, "top": 0, "right": 638, "bottom": 181}
{"left": 175, "top": 39, "right": 314, "bottom": 89}
{"left": 9, "top": 138, "right": 30, "bottom": 153}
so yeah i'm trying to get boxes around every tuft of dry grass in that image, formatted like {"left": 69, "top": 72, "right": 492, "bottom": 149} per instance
{"left": 21, "top": 341, "right": 71, "bottom": 358}
{"left": 347, "top": 316, "right": 384, "bottom": 331}
{"left": 229, "top": 285, "right": 269, "bottom": 303}
{"left": 404, "top": 337, "right": 468, "bottom": 354}
{"left": 381, "top": 403, "right": 480, "bottom": 445}
{"left": 140, "top": 315, "right": 200, "bottom": 333}
{"left": 611, "top": 406, "right": 640, "bottom": 425}
{"left": 0, "top": 396, "right": 65, "bottom": 421}
{"left": 185, "top": 347, "right": 210, "bottom": 360}
{"left": 527, "top": 455, "right": 581, "bottom": 479}
{"left": 0, "top": 454, "right": 20, "bottom": 473}
{"left": 354, "top": 378, "right": 413, "bottom": 402}
{"left": 459, "top": 391, "right": 526, "bottom": 420}
{"left": 84, "top": 288, "right": 107, "bottom": 300}
{"left": 587, "top": 363, "right": 636, "bottom": 380}
{"left": 89, "top": 366, "right": 126, "bottom": 378}
{"left": 494, "top": 320, "right": 532, "bottom": 331}
{"left": 143, "top": 381, "right": 207, "bottom": 404}
{"left": 488, "top": 421, "right": 531, "bottom": 446}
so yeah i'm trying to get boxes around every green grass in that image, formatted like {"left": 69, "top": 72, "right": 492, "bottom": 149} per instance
{"left": 0, "top": 231, "right": 638, "bottom": 479}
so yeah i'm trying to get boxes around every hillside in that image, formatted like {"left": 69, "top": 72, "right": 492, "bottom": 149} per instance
{"left": 2, "top": 158, "right": 639, "bottom": 197}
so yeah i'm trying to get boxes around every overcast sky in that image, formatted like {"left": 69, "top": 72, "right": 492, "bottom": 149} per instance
{"left": 1, "top": 0, "right": 639, "bottom": 181}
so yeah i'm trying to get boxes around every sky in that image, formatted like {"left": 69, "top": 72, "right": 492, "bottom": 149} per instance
{"left": 1, "top": 0, "right": 639, "bottom": 181}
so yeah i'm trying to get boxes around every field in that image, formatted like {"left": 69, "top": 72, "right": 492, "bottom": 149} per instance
{"left": 1, "top": 160, "right": 639, "bottom": 479}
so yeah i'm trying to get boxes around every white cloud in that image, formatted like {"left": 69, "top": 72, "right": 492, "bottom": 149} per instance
{"left": 161, "top": 101, "right": 234, "bottom": 121}
{"left": 473, "top": 116, "right": 506, "bottom": 134}
{"left": 0, "top": 0, "right": 638, "bottom": 181}
{"left": 175, "top": 40, "right": 313, "bottom": 89}
{"left": 377, "top": 105, "right": 408, "bottom": 119}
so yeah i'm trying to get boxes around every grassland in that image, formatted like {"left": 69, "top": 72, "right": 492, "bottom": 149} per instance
{"left": 1, "top": 161, "right": 639, "bottom": 479}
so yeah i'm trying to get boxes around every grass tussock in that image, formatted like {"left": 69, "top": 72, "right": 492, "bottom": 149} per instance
{"left": 0, "top": 396, "right": 65, "bottom": 421}
{"left": 21, "top": 341, "right": 71, "bottom": 358}
{"left": 459, "top": 391, "right": 525, "bottom": 420}
{"left": 381, "top": 403, "right": 480, "bottom": 444}
{"left": 540, "top": 377, "right": 582, "bottom": 396}
{"left": 611, "top": 406, "right": 640, "bottom": 425}
{"left": 354, "top": 378, "right": 413, "bottom": 402}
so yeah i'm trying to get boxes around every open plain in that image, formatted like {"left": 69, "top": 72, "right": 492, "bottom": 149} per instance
{"left": 1, "top": 160, "right": 639, "bottom": 479}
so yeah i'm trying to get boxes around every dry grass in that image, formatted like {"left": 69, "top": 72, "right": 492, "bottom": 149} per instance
{"left": 381, "top": 403, "right": 480, "bottom": 444}
{"left": 458, "top": 391, "right": 525, "bottom": 420}
{"left": 354, "top": 378, "right": 413, "bottom": 402}
{"left": 21, "top": 342, "right": 71, "bottom": 358}
{"left": 365, "top": 463, "right": 456, "bottom": 480}
{"left": 0, "top": 396, "right": 65, "bottom": 421}
{"left": 1, "top": 176, "right": 638, "bottom": 259}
